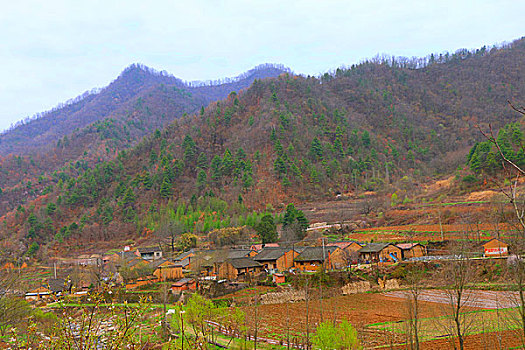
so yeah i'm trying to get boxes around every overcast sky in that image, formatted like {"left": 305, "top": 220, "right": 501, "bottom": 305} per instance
{"left": 1, "top": 0, "right": 524, "bottom": 132}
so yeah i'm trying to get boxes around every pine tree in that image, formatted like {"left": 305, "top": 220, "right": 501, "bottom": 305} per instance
{"left": 197, "top": 152, "right": 208, "bottom": 169}
{"left": 256, "top": 214, "right": 278, "bottom": 244}
{"left": 242, "top": 172, "right": 254, "bottom": 189}
{"left": 122, "top": 187, "right": 135, "bottom": 207}
{"left": 333, "top": 137, "right": 345, "bottom": 158}
{"left": 149, "top": 149, "right": 158, "bottom": 165}
{"left": 143, "top": 173, "right": 153, "bottom": 189}
{"left": 160, "top": 178, "right": 172, "bottom": 198}
{"left": 222, "top": 149, "right": 234, "bottom": 176}
{"left": 196, "top": 169, "right": 207, "bottom": 192}
{"left": 283, "top": 203, "right": 297, "bottom": 227}
{"left": 310, "top": 137, "right": 323, "bottom": 160}
{"left": 274, "top": 156, "right": 287, "bottom": 177}
{"left": 362, "top": 130, "right": 371, "bottom": 146}
{"left": 211, "top": 155, "right": 222, "bottom": 182}
{"left": 183, "top": 135, "right": 197, "bottom": 164}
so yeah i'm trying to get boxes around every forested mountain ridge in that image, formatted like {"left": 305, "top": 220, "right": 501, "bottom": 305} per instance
{"left": 1, "top": 38, "right": 524, "bottom": 258}
{"left": 0, "top": 64, "right": 288, "bottom": 216}
{"left": 0, "top": 63, "right": 289, "bottom": 156}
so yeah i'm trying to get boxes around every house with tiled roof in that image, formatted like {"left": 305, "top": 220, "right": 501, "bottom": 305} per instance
{"left": 396, "top": 243, "right": 426, "bottom": 259}
{"left": 358, "top": 243, "right": 402, "bottom": 263}
{"left": 294, "top": 246, "right": 342, "bottom": 271}
{"left": 218, "top": 257, "right": 263, "bottom": 280}
{"left": 253, "top": 247, "right": 297, "bottom": 272}
{"left": 150, "top": 259, "right": 183, "bottom": 281}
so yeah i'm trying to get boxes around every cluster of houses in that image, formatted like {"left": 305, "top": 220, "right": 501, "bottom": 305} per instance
{"left": 24, "top": 237, "right": 508, "bottom": 301}
{"left": 167, "top": 240, "right": 428, "bottom": 282}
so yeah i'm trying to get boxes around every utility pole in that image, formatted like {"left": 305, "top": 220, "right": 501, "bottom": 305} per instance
{"left": 180, "top": 310, "right": 186, "bottom": 349}
{"left": 322, "top": 237, "right": 326, "bottom": 273}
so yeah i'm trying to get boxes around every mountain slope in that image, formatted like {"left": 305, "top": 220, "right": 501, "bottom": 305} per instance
{"left": 0, "top": 64, "right": 289, "bottom": 214}
{"left": 0, "top": 64, "right": 289, "bottom": 156}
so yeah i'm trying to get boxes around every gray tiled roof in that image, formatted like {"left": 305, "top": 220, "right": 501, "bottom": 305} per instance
{"left": 294, "top": 247, "right": 337, "bottom": 262}
{"left": 253, "top": 248, "right": 292, "bottom": 261}
{"left": 358, "top": 243, "right": 391, "bottom": 253}
{"left": 227, "top": 249, "right": 253, "bottom": 259}
{"left": 228, "top": 257, "right": 261, "bottom": 269}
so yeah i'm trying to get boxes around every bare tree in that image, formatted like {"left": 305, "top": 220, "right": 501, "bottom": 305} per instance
{"left": 480, "top": 102, "right": 525, "bottom": 346}
{"left": 0, "top": 272, "right": 30, "bottom": 337}
{"left": 506, "top": 243, "right": 525, "bottom": 347}
{"left": 438, "top": 244, "right": 476, "bottom": 350}
{"left": 404, "top": 266, "right": 424, "bottom": 350}
{"left": 157, "top": 219, "right": 186, "bottom": 254}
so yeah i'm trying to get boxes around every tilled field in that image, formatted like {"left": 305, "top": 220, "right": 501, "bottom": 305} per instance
{"left": 239, "top": 289, "right": 525, "bottom": 349}
{"left": 383, "top": 289, "right": 522, "bottom": 309}
{"left": 240, "top": 292, "right": 460, "bottom": 348}
{"left": 396, "top": 329, "right": 525, "bottom": 350}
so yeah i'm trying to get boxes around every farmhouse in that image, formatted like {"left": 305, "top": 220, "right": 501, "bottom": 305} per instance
{"left": 327, "top": 241, "right": 362, "bottom": 252}
{"left": 151, "top": 259, "right": 183, "bottom": 281}
{"left": 126, "top": 258, "right": 149, "bottom": 270}
{"left": 171, "top": 278, "right": 197, "bottom": 293}
{"left": 396, "top": 243, "right": 427, "bottom": 259}
{"left": 358, "top": 243, "right": 402, "bottom": 263}
{"left": 294, "top": 246, "right": 341, "bottom": 271}
{"left": 482, "top": 238, "right": 509, "bottom": 257}
{"left": 253, "top": 247, "right": 297, "bottom": 272}
{"left": 76, "top": 254, "right": 102, "bottom": 266}
{"left": 174, "top": 250, "right": 195, "bottom": 271}
{"left": 48, "top": 278, "right": 72, "bottom": 295}
{"left": 25, "top": 287, "right": 52, "bottom": 302}
{"left": 217, "top": 257, "right": 263, "bottom": 280}
{"left": 137, "top": 246, "right": 163, "bottom": 261}
{"left": 328, "top": 241, "right": 363, "bottom": 265}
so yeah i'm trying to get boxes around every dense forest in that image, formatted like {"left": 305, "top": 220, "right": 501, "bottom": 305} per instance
{"left": 0, "top": 38, "right": 524, "bottom": 257}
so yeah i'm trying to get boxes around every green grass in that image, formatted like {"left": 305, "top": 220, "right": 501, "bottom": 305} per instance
{"left": 368, "top": 307, "right": 523, "bottom": 342}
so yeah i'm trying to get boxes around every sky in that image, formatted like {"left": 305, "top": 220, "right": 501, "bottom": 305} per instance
{"left": 1, "top": 0, "right": 524, "bottom": 132}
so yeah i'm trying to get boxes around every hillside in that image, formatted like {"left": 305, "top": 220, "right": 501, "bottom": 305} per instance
{"left": 1, "top": 38, "right": 525, "bottom": 258}
{"left": 0, "top": 64, "right": 288, "bottom": 216}
{"left": 0, "top": 63, "right": 289, "bottom": 156}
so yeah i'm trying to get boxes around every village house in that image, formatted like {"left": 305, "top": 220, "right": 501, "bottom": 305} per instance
{"left": 137, "top": 246, "right": 163, "bottom": 261}
{"left": 396, "top": 243, "right": 427, "bottom": 260}
{"left": 48, "top": 278, "right": 72, "bottom": 295}
{"left": 211, "top": 249, "right": 258, "bottom": 275}
{"left": 327, "top": 241, "right": 363, "bottom": 266}
{"left": 358, "top": 243, "right": 402, "bottom": 263}
{"left": 217, "top": 257, "right": 264, "bottom": 280}
{"left": 126, "top": 257, "right": 150, "bottom": 270}
{"left": 151, "top": 259, "right": 184, "bottom": 281}
{"left": 171, "top": 278, "right": 197, "bottom": 293}
{"left": 25, "top": 286, "right": 52, "bottom": 302}
{"left": 482, "top": 238, "right": 509, "bottom": 257}
{"left": 174, "top": 249, "right": 197, "bottom": 271}
{"left": 293, "top": 246, "right": 341, "bottom": 271}
{"left": 253, "top": 247, "right": 297, "bottom": 272}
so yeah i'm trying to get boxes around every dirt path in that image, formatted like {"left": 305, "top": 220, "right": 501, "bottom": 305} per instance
{"left": 384, "top": 289, "right": 521, "bottom": 309}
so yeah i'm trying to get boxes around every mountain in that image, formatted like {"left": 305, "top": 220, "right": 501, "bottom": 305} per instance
{"left": 0, "top": 63, "right": 289, "bottom": 156}
{"left": 0, "top": 64, "right": 289, "bottom": 216}
{"left": 1, "top": 38, "right": 524, "bottom": 258}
